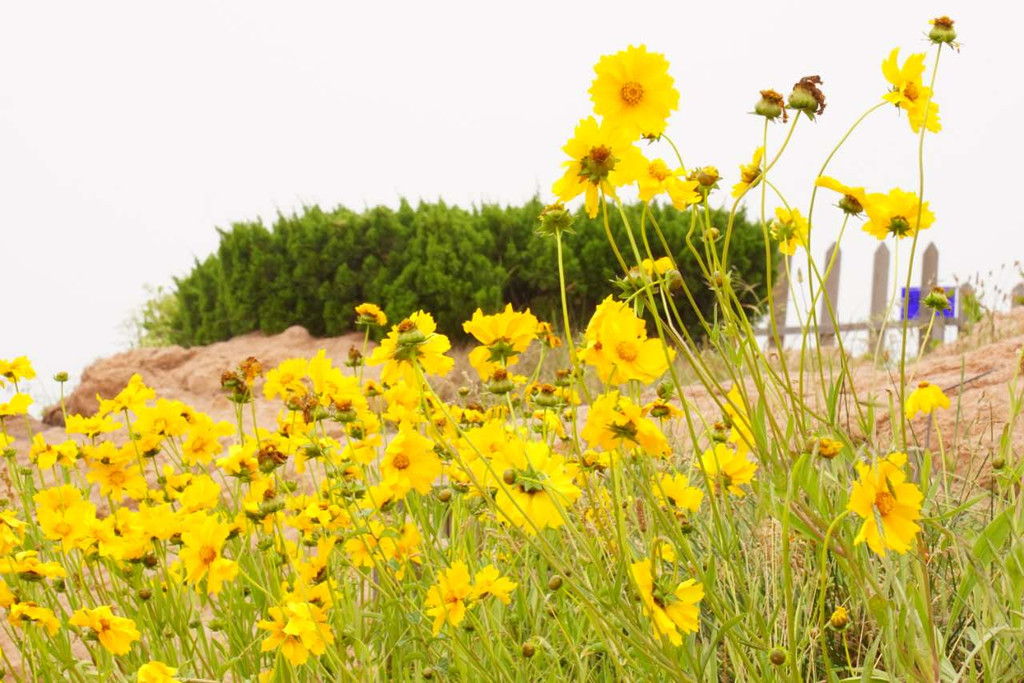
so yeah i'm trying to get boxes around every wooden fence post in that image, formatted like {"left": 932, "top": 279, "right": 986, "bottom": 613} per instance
{"left": 820, "top": 243, "right": 841, "bottom": 346}
{"left": 919, "top": 243, "right": 942, "bottom": 350}
{"left": 768, "top": 256, "right": 790, "bottom": 348}
{"left": 868, "top": 243, "right": 890, "bottom": 347}
{"left": 1012, "top": 283, "right": 1024, "bottom": 307}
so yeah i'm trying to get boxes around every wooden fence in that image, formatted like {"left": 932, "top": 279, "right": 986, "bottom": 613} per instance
{"left": 758, "top": 241, "right": 980, "bottom": 348}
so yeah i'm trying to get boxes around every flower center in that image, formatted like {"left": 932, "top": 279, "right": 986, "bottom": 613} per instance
{"left": 887, "top": 216, "right": 911, "bottom": 237}
{"left": 615, "top": 340, "right": 639, "bottom": 362}
{"left": 392, "top": 453, "right": 411, "bottom": 470}
{"left": 108, "top": 470, "right": 127, "bottom": 486}
{"left": 620, "top": 81, "right": 645, "bottom": 106}
{"left": 874, "top": 491, "right": 897, "bottom": 516}
{"left": 199, "top": 545, "right": 218, "bottom": 565}
{"left": 648, "top": 159, "right": 672, "bottom": 182}
{"left": 98, "top": 618, "right": 112, "bottom": 633}
{"left": 54, "top": 521, "right": 73, "bottom": 537}
{"left": 903, "top": 82, "right": 920, "bottom": 101}
{"left": 579, "top": 145, "right": 618, "bottom": 184}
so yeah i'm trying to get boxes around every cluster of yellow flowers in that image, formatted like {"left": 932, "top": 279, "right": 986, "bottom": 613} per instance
{"left": 0, "top": 15, "right": 971, "bottom": 680}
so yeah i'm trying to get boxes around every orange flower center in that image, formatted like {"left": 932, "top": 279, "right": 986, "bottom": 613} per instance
{"left": 620, "top": 81, "right": 645, "bottom": 105}
{"left": 108, "top": 470, "right": 127, "bottom": 486}
{"left": 199, "top": 545, "right": 218, "bottom": 565}
{"left": 54, "top": 521, "right": 73, "bottom": 537}
{"left": 98, "top": 618, "right": 112, "bottom": 633}
{"left": 874, "top": 491, "right": 897, "bottom": 516}
{"left": 648, "top": 160, "right": 672, "bottom": 182}
{"left": 392, "top": 453, "right": 411, "bottom": 470}
{"left": 615, "top": 341, "right": 639, "bottom": 362}
{"left": 903, "top": 82, "right": 919, "bottom": 101}
{"left": 918, "top": 381, "right": 930, "bottom": 389}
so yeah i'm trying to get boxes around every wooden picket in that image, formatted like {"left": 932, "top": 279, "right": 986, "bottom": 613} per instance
{"left": 755, "top": 241, "right": 992, "bottom": 347}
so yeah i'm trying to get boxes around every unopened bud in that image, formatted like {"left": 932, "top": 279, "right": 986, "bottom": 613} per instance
{"left": 928, "top": 16, "right": 956, "bottom": 44}
{"left": 437, "top": 487, "right": 453, "bottom": 503}
{"left": 502, "top": 469, "right": 517, "bottom": 486}
{"left": 547, "top": 575, "right": 563, "bottom": 591}
{"left": 788, "top": 76, "right": 826, "bottom": 118}
{"left": 522, "top": 641, "right": 536, "bottom": 658}
{"left": 769, "top": 648, "right": 787, "bottom": 666}
{"left": 53, "top": 371, "right": 69, "bottom": 383}
{"left": 754, "top": 89, "right": 786, "bottom": 120}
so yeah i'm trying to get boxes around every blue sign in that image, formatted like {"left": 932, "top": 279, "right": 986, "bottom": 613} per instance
{"left": 901, "top": 286, "right": 956, "bottom": 320}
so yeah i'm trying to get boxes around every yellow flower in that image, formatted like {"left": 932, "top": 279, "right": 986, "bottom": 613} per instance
{"left": 769, "top": 207, "right": 809, "bottom": 255}
{"left": 653, "top": 472, "right": 703, "bottom": 513}
{"left": 630, "top": 558, "right": 703, "bottom": 645}
{"left": 179, "top": 474, "right": 222, "bottom": 513}
{"left": 861, "top": 189, "right": 935, "bottom": 240}
{"left": 263, "top": 358, "right": 310, "bottom": 403}
{"left": 97, "top": 373, "right": 155, "bottom": 417}
{"left": 0, "top": 509, "right": 27, "bottom": 555}
{"left": 589, "top": 45, "right": 679, "bottom": 136}
{"left": 425, "top": 561, "right": 473, "bottom": 635}
{"left": 581, "top": 296, "right": 674, "bottom": 385}
{"left": 355, "top": 302, "right": 387, "bottom": 327}
{"left": 69, "top": 605, "right": 140, "bottom": 655}
{"left": 637, "top": 158, "right": 700, "bottom": 209}
{"left": 640, "top": 257, "right": 674, "bottom": 279}
{"left": 137, "top": 661, "right": 178, "bottom": 683}
{"left": 463, "top": 304, "right": 539, "bottom": 380}
{"left": 0, "top": 392, "right": 32, "bottom": 418}
{"left": 731, "top": 147, "right": 764, "bottom": 198}
{"left": 470, "top": 565, "right": 517, "bottom": 604}
{"left": 0, "top": 550, "right": 67, "bottom": 581}
{"left": 181, "top": 413, "right": 234, "bottom": 466}
{"left": 29, "top": 434, "right": 78, "bottom": 470}
{"left": 552, "top": 116, "right": 647, "bottom": 218}
{"left": 86, "top": 458, "right": 148, "bottom": 502}
{"left": 367, "top": 311, "right": 454, "bottom": 386}
{"left": 178, "top": 513, "right": 238, "bottom": 594}
{"left": 846, "top": 452, "right": 923, "bottom": 556}
{"left": 258, "top": 601, "right": 335, "bottom": 666}
{"left": 699, "top": 443, "right": 757, "bottom": 497}
{"left": 0, "top": 356, "right": 36, "bottom": 384}
{"left": 65, "top": 413, "right": 123, "bottom": 439}
{"left": 582, "top": 391, "right": 671, "bottom": 458}
{"left": 379, "top": 421, "right": 441, "bottom": 497}
{"left": 905, "top": 380, "right": 950, "bottom": 420}
{"left": 815, "top": 176, "right": 867, "bottom": 215}
{"left": 494, "top": 441, "right": 581, "bottom": 533}
{"left": 34, "top": 485, "right": 96, "bottom": 548}
{"left": 9, "top": 601, "right": 60, "bottom": 636}
{"left": 881, "top": 48, "right": 941, "bottom": 134}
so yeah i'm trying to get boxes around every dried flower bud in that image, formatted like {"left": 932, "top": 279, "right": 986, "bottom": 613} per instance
{"left": 537, "top": 202, "right": 575, "bottom": 237}
{"left": 755, "top": 89, "right": 787, "bottom": 121}
{"left": 788, "top": 76, "right": 826, "bottom": 118}
{"left": 928, "top": 16, "right": 956, "bottom": 44}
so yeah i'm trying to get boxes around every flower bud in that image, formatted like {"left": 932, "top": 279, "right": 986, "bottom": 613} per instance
{"left": 422, "top": 667, "right": 435, "bottom": 680}
{"left": 537, "top": 203, "right": 575, "bottom": 237}
{"left": 502, "top": 469, "right": 518, "bottom": 486}
{"left": 769, "top": 648, "right": 787, "bottom": 666}
{"left": 992, "top": 456, "right": 1006, "bottom": 470}
{"left": 929, "top": 16, "right": 956, "bottom": 44}
{"left": 923, "top": 286, "right": 951, "bottom": 313}
{"left": 437, "top": 487, "right": 453, "bottom": 503}
{"left": 396, "top": 320, "right": 426, "bottom": 346}
{"left": 458, "top": 386, "right": 470, "bottom": 397}
{"left": 695, "top": 166, "right": 720, "bottom": 188}
{"left": 754, "top": 89, "right": 786, "bottom": 120}
{"left": 139, "top": 588, "right": 153, "bottom": 601}
{"left": 522, "top": 641, "right": 536, "bottom": 658}
{"left": 53, "top": 371, "right": 69, "bottom": 383}
{"left": 656, "top": 382, "right": 674, "bottom": 401}
{"left": 788, "top": 76, "right": 826, "bottom": 119}
{"left": 829, "top": 606, "right": 850, "bottom": 631}
{"left": 547, "top": 575, "right": 563, "bottom": 591}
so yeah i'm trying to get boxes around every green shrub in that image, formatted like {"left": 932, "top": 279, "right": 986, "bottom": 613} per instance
{"left": 156, "top": 199, "right": 778, "bottom": 346}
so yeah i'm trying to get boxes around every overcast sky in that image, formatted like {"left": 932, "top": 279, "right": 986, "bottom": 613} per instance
{"left": 2, "top": 1, "right": 1021, "bottom": 408}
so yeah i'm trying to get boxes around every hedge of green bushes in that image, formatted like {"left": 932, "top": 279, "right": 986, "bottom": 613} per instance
{"left": 161, "top": 199, "right": 778, "bottom": 346}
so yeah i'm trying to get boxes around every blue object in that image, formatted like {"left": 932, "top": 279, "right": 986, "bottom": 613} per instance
{"left": 901, "top": 286, "right": 956, "bottom": 320}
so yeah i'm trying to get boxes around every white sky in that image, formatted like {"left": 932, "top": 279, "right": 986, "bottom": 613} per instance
{"left": 2, "top": 1, "right": 1022, "bottom": 409}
